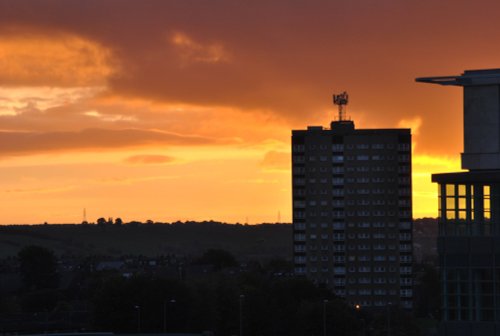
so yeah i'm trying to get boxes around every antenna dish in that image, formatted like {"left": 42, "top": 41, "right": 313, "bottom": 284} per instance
{"left": 333, "top": 91, "right": 349, "bottom": 121}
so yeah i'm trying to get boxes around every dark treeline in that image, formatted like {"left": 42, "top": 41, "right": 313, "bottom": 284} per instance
{"left": 0, "top": 245, "right": 434, "bottom": 335}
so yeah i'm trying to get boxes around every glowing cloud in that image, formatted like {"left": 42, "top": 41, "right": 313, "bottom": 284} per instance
{"left": 0, "top": 32, "right": 117, "bottom": 87}
{"left": 170, "top": 31, "right": 231, "bottom": 65}
{"left": 124, "top": 154, "right": 174, "bottom": 165}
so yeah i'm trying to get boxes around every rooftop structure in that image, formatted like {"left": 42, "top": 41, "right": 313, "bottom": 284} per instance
{"left": 418, "top": 69, "right": 500, "bottom": 171}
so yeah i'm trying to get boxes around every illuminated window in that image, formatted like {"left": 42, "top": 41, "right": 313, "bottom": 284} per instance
{"left": 458, "top": 197, "right": 466, "bottom": 210}
{"left": 447, "top": 197, "right": 455, "bottom": 210}
{"left": 484, "top": 185, "right": 491, "bottom": 220}
{"left": 458, "top": 184, "right": 466, "bottom": 196}
{"left": 446, "top": 184, "right": 455, "bottom": 197}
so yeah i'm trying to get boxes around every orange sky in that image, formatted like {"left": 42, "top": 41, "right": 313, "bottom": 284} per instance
{"left": 0, "top": 0, "right": 498, "bottom": 224}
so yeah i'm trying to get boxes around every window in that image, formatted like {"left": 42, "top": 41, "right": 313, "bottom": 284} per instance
{"left": 400, "top": 289, "right": 413, "bottom": 297}
{"left": 292, "top": 144, "right": 305, "bottom": 152}
{"left": 332, "top": 178, "right": 344, "bottom": 185}
{"left": 333, "top": 233, "right": 345, "bottom": 241}
{"left": 334, "top": 267, "right": 346, "bottom": 274}
{"left": 294, "top": 234, "right": 305, "bottom": 241}
{"left": 333, "top": 200, "right": 344, "bottom": 207}
{"left": 400, "top": 266, "right": 412, "bottom": 274}
{"left": 294, "top": 222, "right": 306, "bottom": 230}
{"left": 294, "top": 267, "right": 306, "bottom": 274}
{"left": 294, "top": 256, "right": 306, "bottom": 263}
{"left": 398, "top": 143, "right": 410, "bottom": 151}
{"left": 294, "top": 245, "right": 306, "bottom": 252}
{"left": 333, "top": 222, "right": 345, "bottom": 230}
{"left": 484, "top": 185, "right": 491, "bottom": 220}
{"left": 334, "top": 256, "right": 345, "bottom": 263}
{"left": 332, "top": 166, "right": 344, "bottom": 173}
{"left": 332, "top": 155, "right": 344, "bottom": 163}
{"left": 332, "top": 144, "right": 344, "bottom": 151}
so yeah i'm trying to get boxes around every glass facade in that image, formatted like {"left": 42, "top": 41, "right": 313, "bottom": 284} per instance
{"left": 438, "top": 183, "right": 494, "bottom": 237}
{"left": 437, "top": 181, "right": 500, "bottom": 322}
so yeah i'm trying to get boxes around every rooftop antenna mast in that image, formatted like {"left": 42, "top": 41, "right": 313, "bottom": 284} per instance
{"left": 333, "top": 91, "right": 349, "bottom": 121}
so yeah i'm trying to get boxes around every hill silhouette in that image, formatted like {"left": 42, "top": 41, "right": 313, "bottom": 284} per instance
{"left": 0, "top": 221, "right": 292, "bottom": 260}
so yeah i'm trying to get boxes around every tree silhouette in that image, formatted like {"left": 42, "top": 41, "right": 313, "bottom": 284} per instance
{"left": 195, "top": 249, "right": 238, "bottom": 271}
{"left": 97, "top": 217, "right": 107, "bottom": 226}
{"left": 18, "top": 245, "right": 58, "bottom": 290}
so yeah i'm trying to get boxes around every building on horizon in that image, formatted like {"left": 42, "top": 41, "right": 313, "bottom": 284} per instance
{"left": 417, "top": 69, "right": 500, "bottom": 336}
{"left": 291, "top": 96, "right": 413, "bottom": 310}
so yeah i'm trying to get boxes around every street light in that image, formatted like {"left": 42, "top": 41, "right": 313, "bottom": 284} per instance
{"left": 323, "top": 299, "right": 328, "bottom": 336}
{"left": 163, "top": 299, "right": 176, "bottom": 334}
{"left": 355, "top": 304, "right": 365, "bottom": 336}
{"left": 387, "top": 302, "right": 392, "bottom": 336}
{"left": 239, "top": 294, "right": 245, "bottom": 336}
{"left": 134, "top": 305, "right": 141, "bottom": 333}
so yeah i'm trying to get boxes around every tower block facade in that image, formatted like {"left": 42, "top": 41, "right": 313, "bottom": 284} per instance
{"left": 292, "top": 95, "right": 413, "bottom": 309}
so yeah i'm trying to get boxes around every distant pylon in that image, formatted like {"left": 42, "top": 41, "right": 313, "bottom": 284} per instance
{"left": 83, "top": 208, "right": 87, "bottom": 223}
{"left": 278, "top": 211, "right": 281, "bottom": 223}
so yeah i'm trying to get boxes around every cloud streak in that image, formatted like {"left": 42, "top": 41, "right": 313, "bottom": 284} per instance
{"left": 124, "top": 154, "right": 174, "bottom": 165}
{"left": 0, "top": 128, "right": 225, "bottom": 157}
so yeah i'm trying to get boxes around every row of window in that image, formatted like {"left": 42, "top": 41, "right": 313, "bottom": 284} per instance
{"left": 340, "top": 266, "right": 411, "bottom": 274}
{"left": 295, "top": 254, "right": 412, "bottom": 263}
{"left": 302, "top": 232, "right": 411, "bottom": 241}
{"left": 294, "top": 222, "right": 409, "bottom": 230}
{"left": 294, "top": 210, "right": 411, "bottom": 218}
{"left": 293, "top": 165, "right": 409, "bottom": 174}
{"left": 293, "top": 154, "right": 410, "bottom": 163}
{"left": 294, "top": 237, "right": 412, "bottom": 249}
{"left": 294, "top": 177, "right": 410, "bottom": 185}
{"left": 297, "top": 201, "right": 410, "bottom": 210}
{"left": 294, "top": 188, "right": 412, "bottom": 196}
{"left": 292, "top": 143, "right": 410, "bottom": 152}
{"left": 335, "top": 278, "right": 413, "bottom": 286}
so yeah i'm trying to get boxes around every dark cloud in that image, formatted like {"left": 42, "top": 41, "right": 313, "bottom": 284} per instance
{"left": 0, "top": 0, "right": 499, "bottom": 154}
{"left": 0, "top": 128, "right": 223, "bottom": 157}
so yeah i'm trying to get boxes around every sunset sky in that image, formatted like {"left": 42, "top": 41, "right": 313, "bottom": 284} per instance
{"left": 1, "top": 0, "right": 499, "bottom": 224}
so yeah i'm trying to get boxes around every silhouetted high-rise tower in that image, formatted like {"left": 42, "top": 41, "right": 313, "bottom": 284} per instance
{"left": 292, "top": 93, "right": 413, "bottom": 309}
